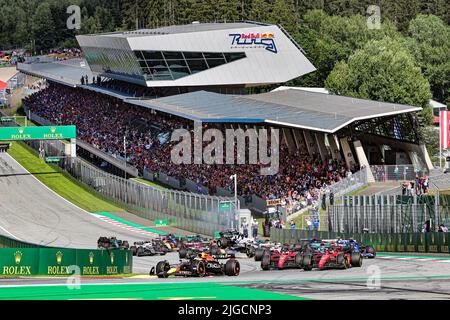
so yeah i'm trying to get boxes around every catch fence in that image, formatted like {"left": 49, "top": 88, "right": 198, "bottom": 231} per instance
{"left": 24, "top": 139, "right": 238, "bottom": 236}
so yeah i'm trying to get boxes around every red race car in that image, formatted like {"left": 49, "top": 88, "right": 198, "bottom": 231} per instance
{"left": 301, "top": 244, "right": 362, "bottom": 270}
{"left": 261, "top": 247, "right": 303, "bottom": 270}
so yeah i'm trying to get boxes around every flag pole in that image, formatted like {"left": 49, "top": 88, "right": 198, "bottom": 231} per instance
{"left": 440, "top": 111, "right": 442, "bottom": 169}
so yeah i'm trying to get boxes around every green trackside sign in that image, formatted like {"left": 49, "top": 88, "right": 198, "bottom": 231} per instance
{"left": 219, "top": 201, "right": 232, "bottom": 211}
{"left": 0, "top": 126, "right": 76, "bottom": 141}
{"left": 0, "top": 248, "right": 133, "bottom": 276}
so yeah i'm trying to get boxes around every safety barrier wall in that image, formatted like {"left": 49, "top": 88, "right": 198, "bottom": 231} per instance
{"left": 0, "top": 247, "right": 133, "bottom": 276}
{"left": 270, "top": 228, "right": 450, "bottom": 254}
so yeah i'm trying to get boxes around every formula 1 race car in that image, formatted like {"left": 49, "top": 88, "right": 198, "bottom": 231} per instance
{"left": 215, "top": 229, "right": 250, "bottom": 252}
{"left": 246, "top": 240, "right": 276, "bottom": 259}
{"left": 209, "top": 245, "right": 236, "bottom": 259}
{"left": 150, "top": 253, "right": 240, "bottom": 278}
{"left": 260, "top": 247, "right": 304, "bottom": 270}
{"left": 130, "top": 240, "right": 168, "bottom": 257}
{"left": 308, "top": 238, "right": 376, "bottom": 259}
{"left": 178, "top": 241, "right": 211, "bottom": 259}
{"left": 301, "top": 243, "right": 363, "bottom": 271}
{"left": 97, "top": 237, "right": 129, "bottom": 250}
{"left": 334, "top": 239, "right": 376, "bottom": 259}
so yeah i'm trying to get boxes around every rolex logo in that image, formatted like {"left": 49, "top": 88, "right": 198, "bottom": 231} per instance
{"left": 89, "top": 252, "right": 94, "bottom": 265}
{"left": 50, "top": 127, "right": 56, "bottom": 133}
{"left": 18, "top": 128, "right": 24, "bottom": 134}
{"left": 14, "top": 251, "right": 23, "bottom": 264}
{"left": 56, "top": 251, "right": 63, "bottom": 265}
{"left": 110, "top": 252, "right": 114, "bottom": 264}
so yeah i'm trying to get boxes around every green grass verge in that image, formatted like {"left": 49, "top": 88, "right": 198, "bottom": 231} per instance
{"left": 132, "top": 177, "right": 171, "bottom": 189}
{"left": 347, "top": 185, "right": 369, "bottom": 196}
{"left": 7, "top": 141, "right": 125, "bottom": 213}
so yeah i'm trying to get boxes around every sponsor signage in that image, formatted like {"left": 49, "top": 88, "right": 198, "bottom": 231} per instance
{"left": 229, "top": 32, "right": 277, "bottom": 54}
{"left": 0, "top": 248, "right": 132, "bottom": 276}
{"left": 219, "top": 201, "right": 232, "bottom": 211}
{"left": 266, "top": 199, "right": 281, "bottom": 207}
{"left": 155, "top": 219, "right": 168, "bottom": 226}
{"left": 0, "top": 126, "right": 76, "bottom": 141}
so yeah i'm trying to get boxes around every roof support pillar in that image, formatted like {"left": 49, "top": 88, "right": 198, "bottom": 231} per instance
{"left": 340, "top": 137, "right": 357, "bottom": 172}
{"left": 328, "top": 134, "right": 342, "bottom": 161}
{"left": 418, "top": 144, "right": 434, "bottom": 171}
{"left": 353, "top": 140, "right": 375, "bottom": 183}
{"left": 282, "top": 128, "right": 296, "bottom": 154}
{"left": 315, "top": 133, "right": 328, "bottom": 162}
{"left": 303, "top": 130, "right": 318, "bottom": 156}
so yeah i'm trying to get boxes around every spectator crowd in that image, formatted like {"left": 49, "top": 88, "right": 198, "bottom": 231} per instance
{"left": 24, "top": 83, "right": 352, "bottom": 205}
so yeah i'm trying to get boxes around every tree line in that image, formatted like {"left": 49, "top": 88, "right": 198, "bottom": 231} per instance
{"left": 0, "top": 0, "right": 448, "bottom": 107}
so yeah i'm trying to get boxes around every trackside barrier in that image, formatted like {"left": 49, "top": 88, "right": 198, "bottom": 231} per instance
{"left": 0, "top": 234, "right": 42, "bottom": 249}
{"left": 0, "top": 248, "right": 133, "bottom": 276}
{"left": 270, "top": 228, "right": 450, "bottom": 254}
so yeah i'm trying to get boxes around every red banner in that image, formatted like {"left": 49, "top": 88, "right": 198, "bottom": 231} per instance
{"left": 440, "top": 110, "right": 450, "bottom": 150}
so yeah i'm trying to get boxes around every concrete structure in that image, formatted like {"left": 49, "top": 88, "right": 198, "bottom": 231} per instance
{"left": 76, "top": 21, "right": 316, "bottom": 88}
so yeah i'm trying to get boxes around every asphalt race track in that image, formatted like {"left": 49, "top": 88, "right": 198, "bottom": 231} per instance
{"left": 0, "top": 153, "right": 449, "bottom": 299}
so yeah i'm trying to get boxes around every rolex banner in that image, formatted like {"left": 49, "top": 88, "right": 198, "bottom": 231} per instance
{"left": 0, "top": 248, "right": 133, "bottom": 276}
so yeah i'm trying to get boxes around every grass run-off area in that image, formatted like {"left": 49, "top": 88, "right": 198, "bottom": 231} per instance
{"left": 6, "top": 141, "right": 125, "bottom": 213}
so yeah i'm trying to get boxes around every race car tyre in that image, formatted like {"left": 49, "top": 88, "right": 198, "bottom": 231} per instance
{"left": 294, "top": 252, "right": 303, "bottom": 267}
{"left": 192, "top": 260, "right": 206, "bottom": 277}
{"left": 336, "top": 254, "right": 348, "bottom": 269}
{"left": 254, "top": 248, "right": 267, "bottom": 262}
{"left": 224, "top": 259, "right": 240, "bottom": 276}
{"left": 155, "top": 261, "right": 170, "bottom": 278}
{"left": 122, "top": 241, "right": 129, "bottom": 249}
{"left": 137, "top": 246, "right": 144, "bottom": 257}
{"left": 217, "top": 237, "right": 228, "bottom": 249}
{"left": 179, "top": 247, "right": 187, "bottom": 259}
{"left": 246, "top": 247, "right": 255, "bottom": 258}
{"left": 365, "top": 246, "right": 376, "bottom": 258}
{"left": 130, "top": 246, "right": 137, "bottom": 256}
{"left": 261, "top": 253, "right": 271, "bottom": 271}
{"left": 301, "top": 254, "right": 313, "bottom": 271}
{"left": 350, "top": 253, "right": 363, "bottom": 267}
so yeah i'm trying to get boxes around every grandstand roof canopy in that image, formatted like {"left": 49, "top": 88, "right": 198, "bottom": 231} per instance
{"left": 128, "top": 89, "right": 421, "bottom": 133}
{"left": 18, "top": 59, "right": 92, "bottom": 87}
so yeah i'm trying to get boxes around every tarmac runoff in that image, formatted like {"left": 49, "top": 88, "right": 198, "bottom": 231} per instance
{"left": 0, "top": 153, "right": 449, "bottom": 299}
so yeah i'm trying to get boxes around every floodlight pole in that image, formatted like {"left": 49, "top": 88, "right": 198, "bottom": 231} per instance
{"left": 230, "top": 174, "right": 238, "bottom": 229}
{"left": 440, "top": 115, "right": 442, "bottom": 169}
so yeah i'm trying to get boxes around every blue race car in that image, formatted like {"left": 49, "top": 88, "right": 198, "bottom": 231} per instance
{"left": 337, "top": 239, "right": 376, "bottom": 259}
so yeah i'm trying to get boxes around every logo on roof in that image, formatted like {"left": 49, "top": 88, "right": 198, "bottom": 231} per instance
{"left": 229, "top": 32, "right": 277, "bottom": 54}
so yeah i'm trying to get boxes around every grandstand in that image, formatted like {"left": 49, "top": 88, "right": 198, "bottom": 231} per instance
{"left": 16, "top": 21, "right": 434, "bottom": 214}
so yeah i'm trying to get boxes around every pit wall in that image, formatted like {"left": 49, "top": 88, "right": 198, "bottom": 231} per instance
{"left": 270, "top": 229, "right": 450, "bottom": 254}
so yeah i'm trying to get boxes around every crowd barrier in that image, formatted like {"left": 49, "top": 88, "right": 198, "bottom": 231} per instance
{"left": 0, "top": 247, "right": 132, "bottom": 276}
{"left": 270, "top": 228, "right": 450, "bottom": 254}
